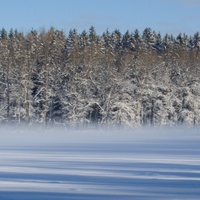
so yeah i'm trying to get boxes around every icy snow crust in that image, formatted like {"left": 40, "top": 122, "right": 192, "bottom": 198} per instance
{"left": 0, "top": 127, "right": 200, "bottom": 200}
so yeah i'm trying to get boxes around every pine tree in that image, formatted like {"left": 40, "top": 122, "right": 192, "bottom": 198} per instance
{"left": 142, "top": 28, "right": 155, "bottom": 46}
{"left": 193, "top": 32, "right": 200, "bottom": 49}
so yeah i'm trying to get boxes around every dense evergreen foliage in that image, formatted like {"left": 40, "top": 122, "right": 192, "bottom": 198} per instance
{"left": 0, "top": 26, "right": 200, "bottom": 126}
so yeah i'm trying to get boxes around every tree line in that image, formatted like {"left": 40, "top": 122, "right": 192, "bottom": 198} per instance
{"left": 0, "top": 26, "right": 200, "bottom": 126}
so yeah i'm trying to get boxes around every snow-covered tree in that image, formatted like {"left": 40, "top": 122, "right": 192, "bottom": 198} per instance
{"left": 0, "top": 26, "right": 200, "bottom": 127}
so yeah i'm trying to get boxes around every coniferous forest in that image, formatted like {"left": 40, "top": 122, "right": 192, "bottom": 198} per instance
{"left": 0, "top": 26, "right": 200, "bottom": 126}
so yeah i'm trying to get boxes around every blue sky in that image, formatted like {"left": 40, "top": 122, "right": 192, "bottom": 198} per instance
{"left": 0, "top": 0, "right": 200, "bottom": 36}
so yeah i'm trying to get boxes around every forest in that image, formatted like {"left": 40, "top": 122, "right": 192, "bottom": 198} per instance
{"left": 0, "top": 26, "right": 200, "bottom": 127}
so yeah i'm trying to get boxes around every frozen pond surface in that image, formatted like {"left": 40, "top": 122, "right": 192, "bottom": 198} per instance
{"left": 0, "top": 127, "right": 200, "bottom": 200}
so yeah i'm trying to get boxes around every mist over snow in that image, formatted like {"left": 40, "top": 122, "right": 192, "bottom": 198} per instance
{"left": 0, "top": 126, "right": 200, "bottom": 200}
{"left": 0, "top": 125, "right": 199, "bottom": 145}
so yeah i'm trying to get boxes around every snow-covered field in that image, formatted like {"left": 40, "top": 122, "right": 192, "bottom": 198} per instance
{"left": 0, "top": 127, "right": 200, "bottom": 200}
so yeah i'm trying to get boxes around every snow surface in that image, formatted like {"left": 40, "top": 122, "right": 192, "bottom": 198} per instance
{"left": 0, "top": 127, "right": 200, "bottom": 200}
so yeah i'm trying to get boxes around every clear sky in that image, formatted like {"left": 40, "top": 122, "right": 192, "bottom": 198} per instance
{"left": 0, "top": 0, "right": 200, "bottom": 36}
